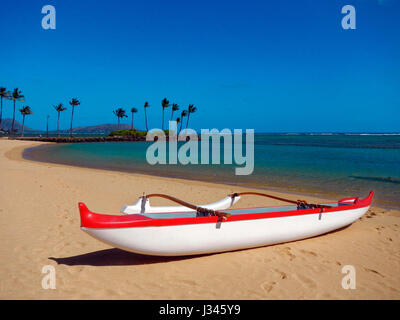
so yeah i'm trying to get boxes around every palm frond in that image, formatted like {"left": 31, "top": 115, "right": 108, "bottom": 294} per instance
{"left": 19, "top": 106, "right": 33, "bottom": 115}
{"left": 69, "top": 98, "right": 81, "bottom": 106}
{"left": 12, "top": 88, "right": 24, "bottom": 100}
{"left": 54, "top": 103, "right": 67, "bottom": 112}
{"left": 188, "top": 104, "right": 197, "bottom": 113}
{"left": 0, "top": 88, "right": 11, "bottom": 99}
{"left": 113, "top": 108, "right": 127, "bottom": 118}
{"left": 162, "top": 98, "right": 170, "bottom": 109}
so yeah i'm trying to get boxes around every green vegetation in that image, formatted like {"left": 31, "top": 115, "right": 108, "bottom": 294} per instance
{"left": 108, "top": 129, "right": 148, "bottom": 137}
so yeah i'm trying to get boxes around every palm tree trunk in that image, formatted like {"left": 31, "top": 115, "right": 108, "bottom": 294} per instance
{"left": 11, "top": 100, "right": 16, "bottom": 136}
{"left": 70, "top": 106, "right": 75, "bottom": 137}
{"left": 21, "top": 115, "right": 25, "bottom": 137}
{"left": 170, "top": 110, "right": 174, "bottom": 121}
{"left": 144, "top": 107, "right": 148, "bottom": 131}
{"left": 57, "top": 112, "right": 60, "bottom": 137}
{"left": 179, "top": 119, "right": 183, "bottom": 133}
{"left": 131, "top": 113, "right": 134, "bottom": 130}
{"left": 162, "top": 108, "right": 165, "bottom": 130}
{"left": 186, "top": 112, "right": 190, "bottom": 128}
{"left": 117, "top": 117, "right": 120, "bottom": 130}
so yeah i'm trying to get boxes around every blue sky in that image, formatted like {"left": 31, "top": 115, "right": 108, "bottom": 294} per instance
{"left": 1, "top": 0, "right": 399, "bottom": 132}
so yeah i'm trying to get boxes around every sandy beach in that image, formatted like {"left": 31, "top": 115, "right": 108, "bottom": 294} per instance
{"left": 0, "top": 139, "right": 399, "bottom": 299}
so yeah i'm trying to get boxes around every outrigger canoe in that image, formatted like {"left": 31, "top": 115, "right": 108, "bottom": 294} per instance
{"left": 79, "top": 191, "right": 374, "bottom": 256}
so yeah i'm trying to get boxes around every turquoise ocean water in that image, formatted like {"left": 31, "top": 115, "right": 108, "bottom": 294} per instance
{"left": 24, "top": 134, "right": 400, "bottom": 209}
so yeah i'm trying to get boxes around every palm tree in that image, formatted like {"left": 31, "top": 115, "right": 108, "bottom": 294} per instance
{"left": 186, "top": 104, "right": 197, "bottom": 128}
{"left": 179, "top": 110, "right": 187, "bottom": 133}
{"left": 69, "top": 98, "right": 80, "bottom": 137}
{"left": 0, "top": 87, "right": 11, "bottom": 130}
{"left": 130, "top": 107, "right": 138, "bottom": 130}
{"left": 176, "top": 117, "right": 181, "bottom": 135}
{"left": 46, "top": 115, "right": 50, "bottom": 138}
{"left": 161, "top": 98, "right": 169, "bottom": 130}
{"left": 170, "top": 103, "right": 179, "bottom": 121}
{"left": 11, "top": 88, "right": 24, "bottom": 135}
{"left": 113, "top": 108, "right": 127, "bottom": 130}
{"left": 53, "top": 103, "right": 67, "bottom": 137}
{"left": 144, "top": 101, "right": 150, "bottom": 132}
{"left": 19, "top": 106, "right": 33, "bottom": 137}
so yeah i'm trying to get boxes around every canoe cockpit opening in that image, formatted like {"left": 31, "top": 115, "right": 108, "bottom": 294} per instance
{"left": 136, "top": 203, "right": 347, "bottom": 220}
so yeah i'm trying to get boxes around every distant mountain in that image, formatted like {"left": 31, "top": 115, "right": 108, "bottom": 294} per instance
{"left": 57, "top": 124, "right": 137, "bottom": 134}
{"left": 0, "top": 118, "right": 37, "bottom": 132}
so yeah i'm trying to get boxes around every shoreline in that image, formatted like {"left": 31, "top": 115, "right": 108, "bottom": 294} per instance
{"left": 21, "top": 142, "right": 397, "bottom": 210}
{"left": 0, "top": 139, "right": 399, "bottom": 299}
{"left": 16, "top": 142, "right": 333, "bottom": 207}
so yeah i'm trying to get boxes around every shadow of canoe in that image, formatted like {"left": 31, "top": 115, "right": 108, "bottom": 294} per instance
{"left": 49, "top": 248, "right": 208, "bottom": 266}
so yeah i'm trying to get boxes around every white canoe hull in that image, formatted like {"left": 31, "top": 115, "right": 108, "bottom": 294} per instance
{"left": 82, "top": 205, "right": 369, "bottom": 256}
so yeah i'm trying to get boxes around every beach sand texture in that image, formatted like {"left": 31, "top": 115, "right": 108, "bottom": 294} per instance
{"left": 0, "top": 139, "right": 399, "bottom": 299}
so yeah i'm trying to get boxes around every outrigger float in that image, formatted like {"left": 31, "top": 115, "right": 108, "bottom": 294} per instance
{"left": 79, "top": 191, "right": 374, "bottom": 256}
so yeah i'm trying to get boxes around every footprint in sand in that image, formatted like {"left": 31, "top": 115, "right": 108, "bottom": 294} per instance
{"left": 278, "top": 247, "right": 296, "bottom": 261}
{"left": 261, "top": 281, "right": 277, "bottom": 293}
{"left": 366, "top": 212, "right": 377, "bottom": 219}
{"left": 375, "top": 226, "right": 385, "bottom": 234}
{"left": 260, "top": 270, "right": 288, "bottom": 293}
{"left": 300, "top": 249, "right": 318, "bottom": 257}
{"left": 321, "top": 259, "right": 341, "bottom": 266}
{"left": 274, "top": 269, "right": 287, "bottom": 280}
